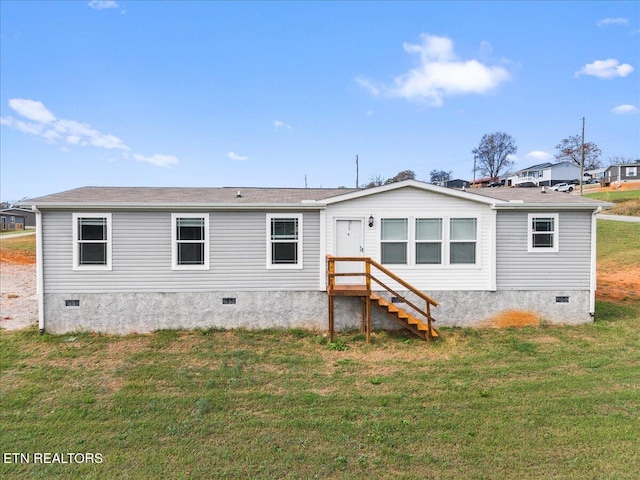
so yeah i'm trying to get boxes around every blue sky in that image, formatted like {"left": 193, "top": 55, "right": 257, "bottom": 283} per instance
{"left": 1, "top": 1, "right": 638, "bottom": 202}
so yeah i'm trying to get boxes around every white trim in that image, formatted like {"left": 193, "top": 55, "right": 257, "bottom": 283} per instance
{"left": 34, "top": 207, "right": 45, "bottom": 332}
{"left": 318, "top": 210, "right": 327, "bottom": 290}
{"left": 266, "top": 213, "right": 304, "bottom": 270}
{"left": 171, "top": 213, "right": 210, "bottom": 270}
{"left": 72, "top": 213, "right": 112, "bottom": 271}
{"left": 527, "top": 213, "right": 559, "bottom": 253}
{"left": 590, "top": 208, "right": 600, "bottom": 314}
{"left": 490, "top": 210, "right": 497, "bottom": 291}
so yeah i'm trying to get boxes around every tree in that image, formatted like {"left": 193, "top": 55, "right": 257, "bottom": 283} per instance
{"left": 471, "top": 132, "right": 517, "bottom": 179}
{"left": 384, "top": 169, "right": 416, "bottom": 185}
{"left": 554, "top": 135, "right": 602, "bottom": 171}
{"left": 607, "top": 156, "right": 638, "bottom": 166}
{"left": 430, "top": 169, "right": 453, "bottom": 183}
{"left": 362, "top": 174, "right": 385, "bottom": 189}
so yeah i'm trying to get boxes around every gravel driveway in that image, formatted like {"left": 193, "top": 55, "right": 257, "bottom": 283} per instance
{"left": 0, "top": 263, "right": 38, "bottom": 330}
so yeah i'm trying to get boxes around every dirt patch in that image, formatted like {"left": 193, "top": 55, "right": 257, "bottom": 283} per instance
{"left": 596, "top": 263, "right": 640, "bottom": 302}
{"left": 482, "top": 310, "right": 541, "bottom": 328}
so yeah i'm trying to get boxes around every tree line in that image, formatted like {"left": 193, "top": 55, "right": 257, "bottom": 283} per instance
{"left": 362, "top": 132, "right": 637, "bottom": 187}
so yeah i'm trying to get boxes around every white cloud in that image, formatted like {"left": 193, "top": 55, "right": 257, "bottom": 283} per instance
{"left": 526, "top": 151, "right": 554, "bottom": 161}
{"left": 133, "top": 153, "right": 179, "bottom": 167}
{"left": 611, "top": 104, "right": 639, "bottom": 115}
{"left": 597, "top": 17, "right": 628, "bottom": 27}
{"left": 575, "top": 59, "right": 634, "bottom": 79}
{"left": 1, "top": 98, "right": 179, "bottom": 167}
{"left": 88, "top": 1, "right": 119, "bottom": 9}
{"left": 357, "top": 34, "right": 511, "bottom": 106}
{"left": 228, "top": 151, "right": 248, "bottom": 161}
{"left": 8, "top": 98, "right": 56, "bottom": 123}
{"left": 274, "top": 120, "right": 292, "bottom": 130}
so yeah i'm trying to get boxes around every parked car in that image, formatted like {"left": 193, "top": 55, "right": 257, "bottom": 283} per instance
{"left": 550, "top": 183, "right": 574, "bottom": 192}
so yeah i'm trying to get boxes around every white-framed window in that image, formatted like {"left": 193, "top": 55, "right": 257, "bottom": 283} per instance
{"left": 381, "top": 218, "right": 408, "bottom": 264}
{"left": 73, "top": 213, "right": 112, "bottom": 270}
{"left": 528, "top": 214, "right": 559, "bottom": 253}
{"left": 450, "top": 218, "right": 477, "bottom": 264}
{"left": 626, "top": 166, "right": 637, "bottom": 177}
{"left": 171, "top": 213, "right": 210, "bottom": 270}
{"left": 267, "top": 214, "right": 303, "bottom": 269}
{"left": 415, "top": 218, "right": 442, "bottom": 264}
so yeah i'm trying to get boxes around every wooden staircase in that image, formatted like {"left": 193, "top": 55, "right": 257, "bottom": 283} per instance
{"left": 327, "top": 256, "right": 440, "bottom": 343}
{"left": 369, "top": 293, "right": 439, "bottom": 340}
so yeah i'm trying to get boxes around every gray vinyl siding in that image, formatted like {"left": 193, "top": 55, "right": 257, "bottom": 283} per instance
{"left": 42, "top": 210, "right": 321, "bottom": 293}
{"left": 496, "top": 210, "right": 592, "bottom": 290}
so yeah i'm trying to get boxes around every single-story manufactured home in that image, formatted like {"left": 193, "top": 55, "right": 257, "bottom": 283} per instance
{"left": 506, "top": 161, "right": 580, "bottom": 187}
{"left": 605, "top": 163, "right": 640, "bottom": 184}
{"left": 20, "top": 180, "right": 610, "bottom": 335}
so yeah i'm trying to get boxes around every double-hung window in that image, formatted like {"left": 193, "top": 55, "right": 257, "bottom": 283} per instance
{"left": 267, "top": 214, "right": 303, "bottom": 269}
{"left": 415, "top": 218, "right": 442, "bottom": 264}
{"left": 73, "top": 213, "right": 112, "bottom": 270}
{"left": 172, "top": 213, "right": 209, "bottom": 270}
{"left": 528, "top": 214, "right": 559, "bottom": 252}
{"left": 450, "top": 218, "right": 477, "bottom": 264}
{"left": 381, "top": 218, "right": 408, "bottom": 264}
{"left": 626, "top": 166, "right": 637, "bottom": 177}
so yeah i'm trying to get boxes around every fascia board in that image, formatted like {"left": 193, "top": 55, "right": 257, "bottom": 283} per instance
{"left": 20, "top": 202, "right": 327, "bottom": 211}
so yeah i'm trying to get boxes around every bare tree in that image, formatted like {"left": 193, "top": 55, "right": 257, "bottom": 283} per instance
{"left": 362, "top": 174, "right": 385, "bottom": 189}
{"left": 472, "top": 132, "right": 517, "bottom": 178}
{"left": 430, "top": 169, "right": 453, "bottom": 183}
{"left": 607, "top": 156, "right": 638, "bottom": 166}
{"left": 384, "top": 169, "right": 416, "bottom": 185}
{"left": 554, "top": 135, "right": 602, "bottom": 170}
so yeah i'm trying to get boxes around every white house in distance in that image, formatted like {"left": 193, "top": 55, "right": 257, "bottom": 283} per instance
{"left": 506, "top": 162, "right": 580, "bottom": 187}
{"left": 19, "top": 180, "right": 610, "bottom": 336}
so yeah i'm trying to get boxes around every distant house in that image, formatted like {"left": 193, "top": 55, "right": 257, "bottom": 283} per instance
{"left": 469, "top": 176, "right": 498, "bottom": 188}
{"left": 19, "top": 180, "right": 610, "bottom": 335}
{"left": 0, "top": 208, "right": 36, "bottom": 228}
{"left": 506, "top": 162, "right": 580, "bottom": 187}
{"left": 0, "top": 211, "right": 26, "bottom": 231}
{"left": 605, "top": 163, "right": 640, "bottom": 184}
{"left": 585, "top": 168, "right": 606, "bottom": 182}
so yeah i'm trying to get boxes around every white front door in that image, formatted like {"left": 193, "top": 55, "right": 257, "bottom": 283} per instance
{"left": 335, "top": 219, "right": 364, "bottom": 285}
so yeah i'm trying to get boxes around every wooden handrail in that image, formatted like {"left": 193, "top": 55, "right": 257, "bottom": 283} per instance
{"left": 326, "top": 255, "right": 439, "bottom": 307}
{"left": 327, "top": 255, "right": 439, "bottom": 341}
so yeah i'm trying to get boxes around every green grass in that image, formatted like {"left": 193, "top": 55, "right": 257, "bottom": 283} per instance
{"left": 2, "top": 311, "right": 640, "bottom": 479}
{"left": 585, "top": 189, "right": 640, "bottom": 202}
{"left": 1, "top": 221, "right": 639, "bottom": 478}
{"left": 597, "top": 220, "right": 640, "bottom": 266}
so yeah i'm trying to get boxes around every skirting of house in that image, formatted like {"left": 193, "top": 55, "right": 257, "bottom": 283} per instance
{"left": 42, "top": 289, "right": 592, "bottom": 334}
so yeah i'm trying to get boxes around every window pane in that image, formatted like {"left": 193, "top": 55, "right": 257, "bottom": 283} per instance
{"left": 381, "top": 242, "right": 407, "bottom": 264}
{"left": 533, "top": 233, "right": 553, "bottom": 248}
{"left": 272, "top": 242, "right": 297, "bottom": 264}
{"left": 381, "top": 219, "right": 407, "bottom": 240}
{"left": 416, "top": 219, "right": 442, "bottom": 241}
{"left": 79, "top": 243, "right": 106, "bottom": 265}
{"left": 532, "top": 218, "right": 554, "bottom": 233}
{"left": 450, "top": 242, "right": 476, "bottom": 264}
{"left": 177, "top": 218, "right": 204, "bottom": 241}
{"left": 79, "top": 218, "right": 106, "bottom": 241}
{"left": 450, "top": 218, "right": 476, "bottom": 240}
{"left": 271, "top": 219, "right": 298, "bottom": 240}
{"left": 416, "top": 243, "right": 441, "bottom": 264}
{"left": 178, "top": 243, "right": 204, "bottom": 265}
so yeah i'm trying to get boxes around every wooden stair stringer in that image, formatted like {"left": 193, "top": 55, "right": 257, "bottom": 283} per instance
{"left": 368, "top": 294, "right": 439, "bottom": 340}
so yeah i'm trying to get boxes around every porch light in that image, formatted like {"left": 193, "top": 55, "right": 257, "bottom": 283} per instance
{"left": 368, "top": 215, "right": 374, "bottom": 228}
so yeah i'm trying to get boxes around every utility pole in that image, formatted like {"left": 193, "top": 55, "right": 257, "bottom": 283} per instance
{"left": 580, "top": 117, "right": 585, "bottom": 195}
{"left": 355, "top": 155, "right": 359, "bottom": 188}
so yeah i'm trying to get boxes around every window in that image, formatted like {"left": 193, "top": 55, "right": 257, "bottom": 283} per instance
{"left": 172, "top": 213, "right": 209, "bottom": 270}
{"left": 73, "top": 213, "right": 112, "bottom": 270}
{"left": 267, "top": 214, "right": 303, "bottom": 269}
{"left": 528, "top": 214, "right": 559, "bottom": 252}
{"left": 626, "top": 166, "right": 637, "bottom": 177}
{"left": 450, "top": 218, "right": 477, "bottom": 264}
{"left": 416, "top": 218, "right": 442, "bottom": 264}
{"left": 381, "top": 218, "right": 408, "bottom": 264}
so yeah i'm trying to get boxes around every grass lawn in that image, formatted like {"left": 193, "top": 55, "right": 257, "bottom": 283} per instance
{"left": 1, "top": 225, "right": 639, "bottom": 478}
{"left": 586, "top": 189, "right": 640, "bottom": 216}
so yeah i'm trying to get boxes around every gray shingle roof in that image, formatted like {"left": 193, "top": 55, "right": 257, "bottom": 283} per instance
{"left": 21, "top": 186, "right": 359, "bottom": 206}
